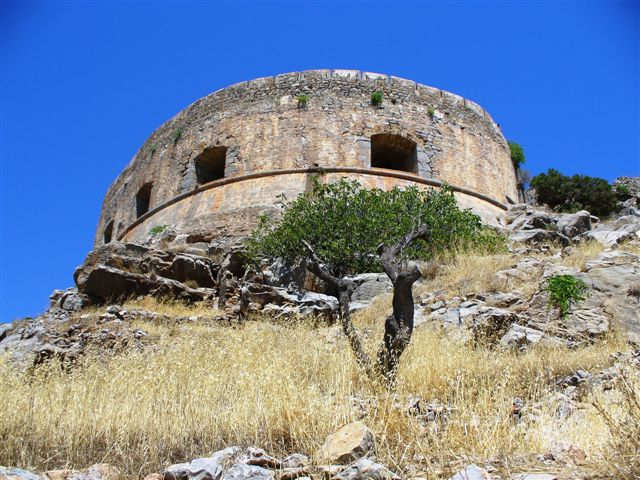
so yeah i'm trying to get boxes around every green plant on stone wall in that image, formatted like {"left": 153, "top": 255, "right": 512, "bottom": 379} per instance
{"left": 508, "top": 141, "right": 525, "bottom": 170}
{"left": 544, "top": 274, "right": 588, "bottom": 318}
{"left": 427, "top": 107, "right": 435, "bottom": 119}
{"left": 150, "top": 225, "right": 169, "bottom": 235}
{"left": 371, "top": 91, "right": 383, "bottom": 107}
{"left": 297, "top": 94, "right": 309, "bottom": 109}
{"left": 173, "top": 128, "right": 183, "bottom": 145}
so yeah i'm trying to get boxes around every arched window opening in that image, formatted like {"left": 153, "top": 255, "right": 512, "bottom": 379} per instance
{"left": 195, "top": 146, "right": 227, "bottom": 185}
{"left": 371, "top": 134, "right": 418, "bottom": 174}
{"left": 103, "top": 220, "right": 114, "bottom": 244}
{"left": 136, "top": 183, "right": 153, "bottom": 218}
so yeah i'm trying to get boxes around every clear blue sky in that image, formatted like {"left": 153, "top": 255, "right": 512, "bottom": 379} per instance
{"left": 1, "top": 0, "right": 638, "bottom": 322}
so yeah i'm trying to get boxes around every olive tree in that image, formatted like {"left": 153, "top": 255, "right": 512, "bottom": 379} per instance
{"left": 247, "top": 178, "right": 503, "bottom": 385}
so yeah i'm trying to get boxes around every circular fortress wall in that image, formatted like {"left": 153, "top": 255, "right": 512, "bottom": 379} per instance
{"left": 96, "top": 70, "right": 518, "bottom": 247}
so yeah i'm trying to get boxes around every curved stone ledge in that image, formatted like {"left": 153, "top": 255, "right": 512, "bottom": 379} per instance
{"left": 117, "top": 167, "right": 508, "bottom": 242}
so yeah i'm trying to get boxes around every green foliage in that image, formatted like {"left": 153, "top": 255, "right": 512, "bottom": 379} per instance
{"left": 246, "top": 178, "right": 506, "bottom": 277}
{"left": 615, "top": 183, "right": 631, "bottom": 199}
{"left": 150, "top": 144, "right": 157, "bottom": 157}
{"left": 508, "top": 141, "right": 525, "bottom": 169}
{"left": 150, "top": 225, "right": 169, "bottom": 235}
{"left": 530, "top": 169, "right": 619, "bottom": 217}
{"left": 427, "top": 107, "right": 435, "bottom": 119}
{"left": 173, "top": 128, "right": 183, "bottom": 145}
{"left": 297, "top": 94, "right": 309, "bottom": 109}
{"left": 371, "top": 91, "right": 383, "bottom": 107}
{"left": 543, "top": 274, "right": 588, "bottom": 318}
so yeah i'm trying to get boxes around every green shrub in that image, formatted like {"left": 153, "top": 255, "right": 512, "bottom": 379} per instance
{"left": 530, "top": 169, "right": 619, "bottom": 217}
{"left": 543, "top": 274, "right": 588, "bottom": 318}
{"left": 297, "top": 94, "right": 309, "bottom": 109}
{"left": 427, "top": 107, "right": 435, "bottom": 119}
{"left": 173, "top": 128, "right": 183, "bottom": 145}
{"left": 246, "top": 178, "right": 506, "bottom": 277}
{"left": 371, "top": 91, "right": 383, "bottom": 107}
{"left": 615, "top": 183, "right": 631, "bottom": 199}
{"left": 508, "top": 141, "right": 525, "bottom": 169}
{"left": 150, "top": 225, "right": 169, "bottom": 235}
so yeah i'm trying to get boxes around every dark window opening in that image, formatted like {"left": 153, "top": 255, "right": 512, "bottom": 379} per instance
{"left": 103, "top": 220, "right": 114, "bottom": 244}
{"left": 371, "top": 134, "right": 418, "bottom": 174}
{"left": 195, "top": 146, "right": 227, "bottom": 185}
{"left": 136, "top": 183, "right": 152, "bottom": 218}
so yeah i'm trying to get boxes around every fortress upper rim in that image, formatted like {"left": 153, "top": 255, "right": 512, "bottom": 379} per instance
{"left": 96, "top": 69, "right": 518, "bottom": 247}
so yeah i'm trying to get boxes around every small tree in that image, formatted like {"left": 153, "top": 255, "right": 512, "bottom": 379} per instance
{"left": 247, "top": 178, "right": 504, "bottom": 385}
{"left": 508, "top": 141, "right": 525, "bottom": 170}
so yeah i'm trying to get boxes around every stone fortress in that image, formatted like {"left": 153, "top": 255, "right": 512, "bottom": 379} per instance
{"left": 95, "top": 70, "right": 519, "bottom": 247}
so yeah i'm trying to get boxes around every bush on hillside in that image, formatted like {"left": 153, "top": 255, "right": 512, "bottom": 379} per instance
{"left": 530, "top": 169, "right": 619, "bottom": 217}
{"left": 246, "top": 178, "right": 505, "bottom": 277}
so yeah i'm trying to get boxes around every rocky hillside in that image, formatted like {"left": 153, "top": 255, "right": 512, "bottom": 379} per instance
{"left": 1, "top": 181, "right": 639, "bottom": 480}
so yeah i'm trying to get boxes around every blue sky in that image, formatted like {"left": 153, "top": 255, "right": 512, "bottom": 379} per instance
{"left": 1, "top": 0, "right": 638, "bottom": 322}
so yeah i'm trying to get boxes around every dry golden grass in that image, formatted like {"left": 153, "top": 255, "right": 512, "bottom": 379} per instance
{"left": 0, "top": 311, "right": 630, "bottom": 478}
{"left": 415, "top": 253, "right": 516, "bottom": 300}
{"left": 620, "top": 239, "right": 640, "bottom": 254}
{"left": 558, "top": 241, "right": 604, "bottom": 271}
{"left": 122, "top": 297, "right": 221, "bottom": 317}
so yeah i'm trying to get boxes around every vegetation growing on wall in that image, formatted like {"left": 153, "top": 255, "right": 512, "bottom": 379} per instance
{"left": 370, "top": 91, "right": 383, "bottom": 107}
{"left": 508, "top": 141, "right": 525, "bottom": 169}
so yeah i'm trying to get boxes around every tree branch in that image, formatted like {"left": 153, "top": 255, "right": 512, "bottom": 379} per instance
{"left": 378, "top": 224, "right": 430, "bottom": 283}
{"left": 301, "top": 240, "right": 340, "bottom": 288}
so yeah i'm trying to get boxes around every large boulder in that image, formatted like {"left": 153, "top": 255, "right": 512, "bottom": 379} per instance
{"left": 74, "top": 243, "right": 218, "bottom": 303}
{"left": 317, "top": 422, "right": 376, "bottom": 465}
{"left": 556, "top": 210, "right": 592, "bottom": 238}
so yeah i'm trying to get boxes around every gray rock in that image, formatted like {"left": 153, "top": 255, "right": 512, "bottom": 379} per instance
{"left": 557, "top": 210, "right": 592, "bottom": 238}
{"left": 499, "top": 324, "right": 563, "bottom": 349}
{"left": 510, "top": 229, "right": 570, "bottom": 247}
{"left": 448, "top": 464, "right": 490, "bottom": 480}
{"left": 334, "top": 458, "right": 400, "bottom": 480}
{"left": 484, "top": 292, "right": 521, "bottom": 308}
{"left": 245, "top": 284, "right": 338, "bottom": 318}
{"left": 280, "top": 454, "right": 309, "bottom": 469}
{"left": 0, "top": 467, "right": 44, "bottom": 480}
{"left": 221, "top": 464, "right": 273, "bottom": 480}
{"left": 511, "top": 475, "right": 557, "bottom": 480}
{"left": 348, "top": 273, "right": 392, "bottom": 311}
{"left": 74, "top": 243, "right": 218, "bottom": 303}
{"left": 165, "top": 447, "right": 242, "bottom": 480}
{"left": 68, "top": 464, "right": 120, "bottom": 480}
{"left": 0, "top": 322, "right": 13, "bottom": 342}
{"left": 472, "top": 307, "right": 522, "bottom": 344}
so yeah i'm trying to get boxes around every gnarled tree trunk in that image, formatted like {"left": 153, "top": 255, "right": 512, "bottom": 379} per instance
{"left": 302, "top": 225, "right": 430, "bottom": 388}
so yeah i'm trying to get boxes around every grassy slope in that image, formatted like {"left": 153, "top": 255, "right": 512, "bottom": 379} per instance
{"left": 1, "top": 244, "right": 638, "bottom": 479}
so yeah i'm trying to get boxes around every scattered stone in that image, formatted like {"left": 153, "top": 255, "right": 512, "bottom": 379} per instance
{"left": 448, "top": 464, "right": 490, "bottom": 480}
{"left": 243, "top": 448, "right": 280, "bottom": 469}
{"left": 164, "top": 447, "right": 242, "bottom": 480}
{"left": 280, "top": 454, "right": 309, "bottom": 469}
{"left": 511, "top": 474, "right": 557, "bottom": 480}
{"left": 221, "top": 464, "right": 273, "bottom": 480}
{"left": 0, "top": 468, "right": 44, "bottom": 480}
{"left": 333, "top": 458, "right": 400, "bottom": 480}
{"left": 69, "top": 464, "right": 120, "bottom": 480}
{"left": 317, "top": 422, "right": 375, "bottom": 465}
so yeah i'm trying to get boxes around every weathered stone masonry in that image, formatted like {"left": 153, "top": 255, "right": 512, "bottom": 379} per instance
{"left": 95, "top": 70, "right": 519, "bottom": 246}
